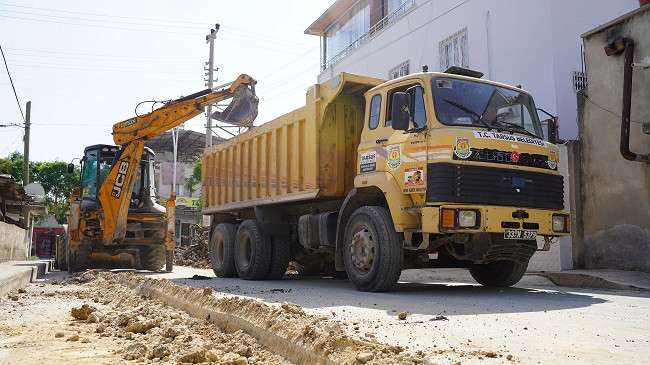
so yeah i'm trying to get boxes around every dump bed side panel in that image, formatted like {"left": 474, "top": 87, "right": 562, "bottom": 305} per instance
{"left": 203, "top": 107, "right": 319, "bottom": 213}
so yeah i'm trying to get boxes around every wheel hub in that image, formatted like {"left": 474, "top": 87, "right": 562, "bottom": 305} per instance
{"left": 350, "top": 227, "right": 376, "bottom": 272}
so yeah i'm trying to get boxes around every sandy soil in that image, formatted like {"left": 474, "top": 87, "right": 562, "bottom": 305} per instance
{"left": 0, "top": 271, "right": 289, "bottom": 365}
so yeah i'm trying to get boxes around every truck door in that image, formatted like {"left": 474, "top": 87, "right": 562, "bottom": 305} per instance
{"left": 358, "top": 80, "right": 430, "bottom": 196}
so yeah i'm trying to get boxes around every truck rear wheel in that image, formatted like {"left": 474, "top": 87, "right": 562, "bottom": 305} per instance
{"left": 266, "top": 237, "right": 290, "bottom": 280}
{"left": 343, "top": 206, "right": 402, "bottom": 292}
{"left": 234, "top": 220, "right": 272, "bottom": 280}
{"left": 140, "top": 245, "right": 166, "bottom": 272}
{"left": 470, "top": 260, "right": 528, "bottom": 287}
{"left": 209, "top": 223, "right": 237, "bottom": 277}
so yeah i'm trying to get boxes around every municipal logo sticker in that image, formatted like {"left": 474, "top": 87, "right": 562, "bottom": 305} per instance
{"left": 453, "top": 137, "right": 472, "bottom": 159}
{"left": 548, "top": 150, "right": 558, "bottom": 170}
{"left": 386, "top": 145, "right": 401, "bottom": 170}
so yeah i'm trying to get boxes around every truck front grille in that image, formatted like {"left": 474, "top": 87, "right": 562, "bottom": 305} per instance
{"left": 426, "top": 163, "right": 564, "bottom": 210}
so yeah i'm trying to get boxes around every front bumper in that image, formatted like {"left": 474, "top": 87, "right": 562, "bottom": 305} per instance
{"left": 421, "top": 205, "right": 570, "bottom": 236}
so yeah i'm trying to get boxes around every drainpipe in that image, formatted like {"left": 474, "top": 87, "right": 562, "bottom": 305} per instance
{"left": 604, "top": 37, "right": 650, "bottom": 163}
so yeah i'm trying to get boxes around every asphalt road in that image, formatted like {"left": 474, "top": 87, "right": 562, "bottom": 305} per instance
{"left": 150, "top": 266, "right": 650, "bottom": 365}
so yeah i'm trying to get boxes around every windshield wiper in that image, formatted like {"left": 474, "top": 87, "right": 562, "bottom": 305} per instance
{"left": 442, "top": 99, "right": 497, "bottom": 130}
{"left": 491, "top": 120, "right": 540, "bottom": 139}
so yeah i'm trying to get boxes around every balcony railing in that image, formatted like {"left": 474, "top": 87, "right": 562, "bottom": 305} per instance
{"left": 322, "top": 0, "right": 416, "bottom": 71}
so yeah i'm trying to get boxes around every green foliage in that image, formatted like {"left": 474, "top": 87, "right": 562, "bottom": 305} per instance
{"left": 185, "top": 159, "right": 202, "bottom": 197}
{"left": 0, "top": 153, "right": 80, "bottom": 223}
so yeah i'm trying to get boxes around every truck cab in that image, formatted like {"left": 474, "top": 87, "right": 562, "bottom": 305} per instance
{"left": 346, "top": 70, "right": 569, "bottom": 288}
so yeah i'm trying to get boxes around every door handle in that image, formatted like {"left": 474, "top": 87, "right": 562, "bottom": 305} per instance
{"left": 376, "top": 138, "right": 388, "bottom": 144}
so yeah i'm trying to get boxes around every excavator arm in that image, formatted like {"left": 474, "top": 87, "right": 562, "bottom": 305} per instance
{"left": 96, "top": 74, "right": 257, "bottom": 244}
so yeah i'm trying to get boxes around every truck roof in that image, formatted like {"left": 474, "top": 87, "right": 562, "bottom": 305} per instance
{"left": 366, "top": 72, "right": 534, "bottom": 97}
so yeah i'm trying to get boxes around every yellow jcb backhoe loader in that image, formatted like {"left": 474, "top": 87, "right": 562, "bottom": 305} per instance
{"left": 61, "top": 74, "right": 257, "bottom": 272}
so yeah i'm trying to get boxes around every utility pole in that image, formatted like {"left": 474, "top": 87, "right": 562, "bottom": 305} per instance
{"left": 204, "top": 24, "right": 220, "bottom": 148}
{"left": 23, "top": 101, "right": 31, "bottom": 185}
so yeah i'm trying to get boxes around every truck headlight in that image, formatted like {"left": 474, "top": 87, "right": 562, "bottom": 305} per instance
{"left": 552, "top": 215, "right": 568, "bottom": 232}
{"left": 458, "top": 210, "right": 478, "bottom": 228}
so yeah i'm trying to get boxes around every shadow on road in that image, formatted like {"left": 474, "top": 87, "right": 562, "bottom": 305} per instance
{"left": 159, "top": 269, "right": 613, "bottom": 318}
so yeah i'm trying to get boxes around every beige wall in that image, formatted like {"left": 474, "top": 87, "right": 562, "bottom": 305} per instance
{"left": 577, "top": 7, "right": 650, "bottom": 271}
{"left": 0, "top": 222, "right": 26, "bottom": 262}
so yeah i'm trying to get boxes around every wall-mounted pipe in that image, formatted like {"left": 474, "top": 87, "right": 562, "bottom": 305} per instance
{"left": 604, "top": 37, "right": 649, "bottom": 163}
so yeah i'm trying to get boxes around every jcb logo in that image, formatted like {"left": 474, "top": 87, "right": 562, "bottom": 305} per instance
{"left": 110, "top": 161, "right": 129, "bottom": 198}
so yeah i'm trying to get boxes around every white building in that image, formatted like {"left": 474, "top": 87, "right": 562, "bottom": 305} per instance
{"left": 305, "top": 0, "right": 638, "bottom": 139}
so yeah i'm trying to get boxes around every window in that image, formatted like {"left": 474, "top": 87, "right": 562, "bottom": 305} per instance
{"left": 80, "top": 150, "right": 98, "bottom": 199}
{"left": 386, "top": 83, "right": 427, "bottom": 128}
{"left": 439, "top": 28, "right": 469, "bottom": 71}
{"left": 368, "top": 94, "right": 382, "bottom": 129}
{"left": 432, "top": 77, "right": 543, "bottom": 138}
{"left": 324, "top": 2, "right": 370, "bottom": 65}
{"left": 408, "top": 85, "right": 427, "bottom": 128}
{"left": 389, "top": 60, "right": 410, "bottom": 79}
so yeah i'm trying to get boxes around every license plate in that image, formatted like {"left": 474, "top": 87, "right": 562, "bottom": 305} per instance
{"left": 504, "top": 229, "right": 537, "bottom": 240}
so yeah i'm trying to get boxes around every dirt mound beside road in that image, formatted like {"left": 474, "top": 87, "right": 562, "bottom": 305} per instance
{"left": 101, "top": 271, "right": 430, "bottom": 365}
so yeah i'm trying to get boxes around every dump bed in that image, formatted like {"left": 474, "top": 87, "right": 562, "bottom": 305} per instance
{"left": 202, "top": 73, "right": 384, "bottom": 213}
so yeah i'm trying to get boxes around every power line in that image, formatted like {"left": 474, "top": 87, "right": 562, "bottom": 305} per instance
{"left": 0, "top": 42, "right": 24, "bottom": 123}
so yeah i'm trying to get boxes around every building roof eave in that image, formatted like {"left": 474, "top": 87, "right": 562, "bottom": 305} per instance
{"left": 304, "top": 0, "right": 358, "bottom": 36}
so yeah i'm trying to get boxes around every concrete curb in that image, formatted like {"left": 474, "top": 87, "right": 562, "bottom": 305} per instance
{"left": 0, "top": 266, "right": 33, "bottom": 297}
{"left": 536, "top": 272, "right": 649, "bottom": 292}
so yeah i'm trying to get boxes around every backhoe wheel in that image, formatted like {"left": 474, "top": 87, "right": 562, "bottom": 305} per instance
{"left": 140, "top": 245, "right": 166, "bottom": 272}
{"left": 68, "top": 246, "right": 90, "bottom": 273}
{"left": 343, "top": 206, "right": 403, "bottom": 292}
{"left": 266, "top": 237, "right": 290, "bottom": 280}
{"left": 469, "top": 260, "right": 528, "bottom": 287}
{"left": 209, "top": 223, "right": 237, "bottom": 277}
{"left": 165, "top": 250, "right": 174, "bottom": 272}
{"left": 234, "top": 220, "right": 272, "bottom": 280}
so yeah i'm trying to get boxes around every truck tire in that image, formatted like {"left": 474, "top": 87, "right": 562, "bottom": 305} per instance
{"left": 470, "top": 260, "right": 528, "bottom": 287}
{"left": 234, "top": 220, "right": 272, "bottom": 280}
{"left": 342, "top": 206, "right": 402, "bottom": 292}
{"left": 140, "top": 245, "right": 166, "bottom": 272}
{"left": 68, "top": 246, "right": 90, "bottom": 273}
{"left": 209, "top": 223, "right": 237, "bottom": 277}
{"left": 266, "top": 237, "right": 290, "bottom": 280}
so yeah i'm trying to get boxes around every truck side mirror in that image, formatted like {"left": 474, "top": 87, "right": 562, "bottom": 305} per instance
{"left": 391, "top": 92, "right": 410, "bottom": 131}
{"left": 546, "top": 117, "right": 559, "bottom": 144}
{"left": 67, "top": 163, "right": 75, "bottom": 174}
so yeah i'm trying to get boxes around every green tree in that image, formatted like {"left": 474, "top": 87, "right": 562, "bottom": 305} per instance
{"left": 185, "top": 159, "right": 201, "bottom": 197}
{"left": 0, "top": 153, "right": 80, "bottom": 223}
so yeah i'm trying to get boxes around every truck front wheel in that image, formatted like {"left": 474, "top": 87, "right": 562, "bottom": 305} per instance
{"left": 210, "top": 223, "right": 237, "bottom": 277}
{"left": 470, "top": 260, "right": 528, "bottom": 287}
{"left": 234, "top": 220, "right": 272, "bottom": 280}
{"left": 343, "top": 206, "right": 402, "bottom": 292}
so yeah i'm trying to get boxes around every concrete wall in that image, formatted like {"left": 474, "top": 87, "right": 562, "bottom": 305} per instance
{"left": 318, "top": 0, "right": 638, "bottom": 139}
{"left": 0, "top": 221, "right": 26, "bottom": 262}
{"left": 577, "top": 7, "right": 650, "bottom": 272}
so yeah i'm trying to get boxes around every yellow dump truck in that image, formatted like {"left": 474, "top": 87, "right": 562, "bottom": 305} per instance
{"left": 202, "top": 68, "right": 570, "bottom": 292}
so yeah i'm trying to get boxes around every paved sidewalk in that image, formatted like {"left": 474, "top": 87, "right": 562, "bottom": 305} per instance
{"left": 537, "top": 270, "right": 650, "bottom": 291}
{"left": 0, "top": 259, "right": 56, "bottom": 296}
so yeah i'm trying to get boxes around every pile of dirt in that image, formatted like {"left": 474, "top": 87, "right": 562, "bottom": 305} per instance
{"left": 100, "top": 271, "right": 431, "bottom": 365}
{"left": 70, "top": 273, "right": 289, "bottom": 364}
{"left": 174, "top": 224, "right": 212, "bottom": 269}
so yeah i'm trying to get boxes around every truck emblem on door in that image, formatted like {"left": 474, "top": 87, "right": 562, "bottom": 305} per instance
{"left": 454, "top": 137, "right": 472, "bottom": 159}
{"left": 111, "top": 161, "right": 129, "bottom": 198}
{"left": 386, "top": 145, "right": 401, "bottom": 170}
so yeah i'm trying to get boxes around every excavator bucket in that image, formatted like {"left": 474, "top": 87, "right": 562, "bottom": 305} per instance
{"left": 210, "top": 84, "right": 259, "bottom": 127}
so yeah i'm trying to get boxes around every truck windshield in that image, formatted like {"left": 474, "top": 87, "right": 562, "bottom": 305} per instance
{"left": 432, "top": 77, "right": 543, "bottom": 139}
